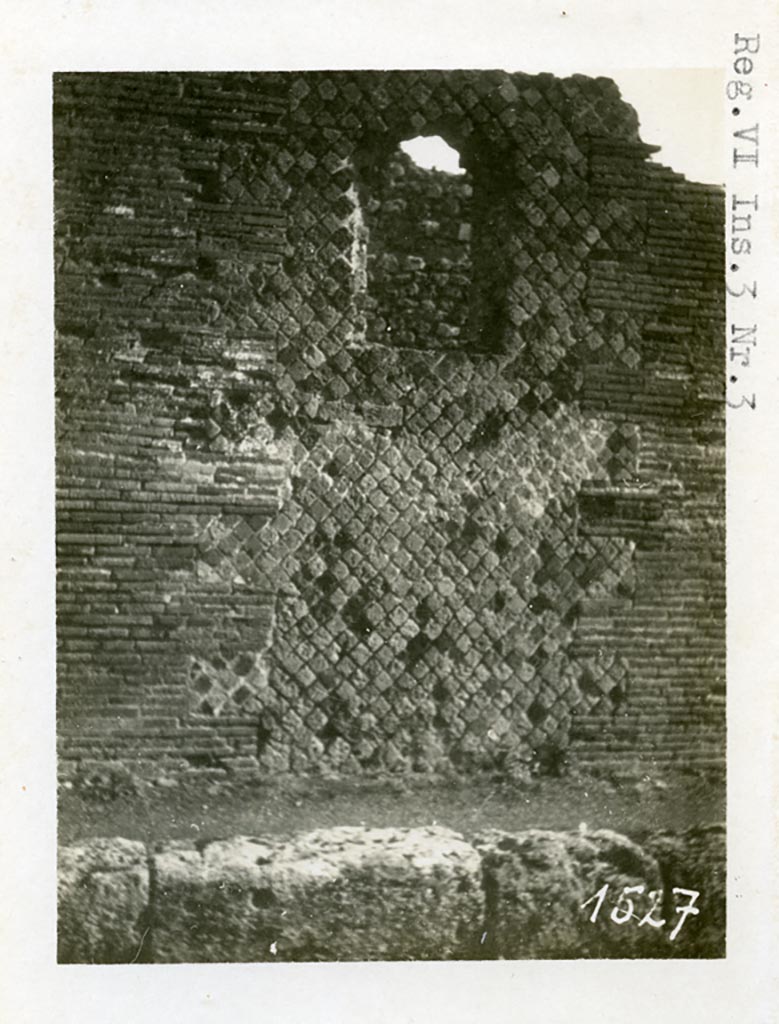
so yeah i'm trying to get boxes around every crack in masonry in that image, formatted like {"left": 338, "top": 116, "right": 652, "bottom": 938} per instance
{"left": 135, "top": 845, "right": 156, "bottom": 964}
{"left": 477, "top": 851, "right": 499, "bottom": 960}
{"left": 651, "top": 847, "right": 676, "bottom": 930}
{"left": 129, "top": 926, "right": 150, "bottom": 964}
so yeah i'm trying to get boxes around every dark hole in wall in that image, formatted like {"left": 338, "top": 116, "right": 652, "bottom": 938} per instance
{"left": 256, "top": 717, "right": 273, "bottom": 760}
{"left": 532, "top": 739, "right": 568, "bottom": 778}
{"left": 140, "top": 326, "right": 181, "bottom": 349}
{"left": 266, "top": 405, "right": 293, "bottom": 439}
{"left": 315, "top": 570, "right": 338, "bottom": 596}
{"left": 432, "top": 680, "right": 448, "bottom": 703}
{"left": 578, "top": 668, "right": 599, "bottom": 699}
{"left": 609, "top": 683, "right": 626, "bottom": 714}
{"left": 183, "top": 752, "right": 228, "bottom": 770}
{"left": 415, "top": 597, "right": 434, "bottom": 627}
{"left": 528, "top": 593, "right": 553, "bottom": 615}
{"left": 251, "top": 887, "right": 278, "bottom": 909}
{"left": 469, "top": 409, "right": 506, "bottom": 449}
{"left": 183, "top": 165, "right": 222, "bottom": 202}
{"left": 332, "top": 526, "right": 355, "bottom": 551}
{"left": 342, "top": 594, "right": 373, "bottom": 637}
{"left": 196, "top": 254, "right": 218, "bottom": 280}
{"left": 56, "top": 321, "right": 96, "bottom": 341}
{"left": 527, "top": 698, "right": 548, "bottom": 727}
{"left": 494, "top": 532, "right": 511, "bottom": 557}
{"left": 320, "top": 718, "right": 342, "bottom": 743}
{"left": 404, "top": 632, "right": 430, "bottom": 667}
{"left": 461, "top": 517, "right": 480, "bottom": 544}
{"left": 233, "top": 653, "right": 255, "bottom": 676}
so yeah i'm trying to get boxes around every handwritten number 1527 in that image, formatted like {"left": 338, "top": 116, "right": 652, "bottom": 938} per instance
{"left": 580, "top": 884, "right": 700, "bottom": 941}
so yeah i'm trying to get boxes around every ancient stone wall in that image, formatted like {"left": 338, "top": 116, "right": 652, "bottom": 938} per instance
{"left": 54, "top": 71, "right": 725, "bottom": 779}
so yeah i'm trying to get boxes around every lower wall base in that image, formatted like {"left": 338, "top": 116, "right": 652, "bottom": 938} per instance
{"left": 58, "top": 824, "right": 724, "bottom": 962}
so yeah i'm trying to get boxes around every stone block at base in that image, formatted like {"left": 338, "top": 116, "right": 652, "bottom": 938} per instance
{"left": 645, "top": 825, "right": 725, "bottom": 957}
{"left": 475, "top": 827, "right": 667, "bottom": 958}
{"left": 58, "top": 838, "right": 150, "bottom": 963}
{"left": 152, "top": 826, "right": 483, "bottom": 962}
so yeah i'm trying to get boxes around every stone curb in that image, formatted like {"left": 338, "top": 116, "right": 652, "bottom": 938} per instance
{"left": 58, "top": 825, "right": 724, "bottom": 963}
{"left": 58, "top": 837, "right": 150, "bottom": 964}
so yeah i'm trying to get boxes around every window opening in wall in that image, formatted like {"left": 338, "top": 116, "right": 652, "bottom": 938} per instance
{"left": 399, "top": 135, "right": 464, "bottom": 175}
{"left": 353, "top": 133, "right": 502, "bottom": 353}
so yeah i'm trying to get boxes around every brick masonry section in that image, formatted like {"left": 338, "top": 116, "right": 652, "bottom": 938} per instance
{"left": 55, "top": 72, "right": 725, "bottom": 779}
{"left": 57, "top": 825, "right": 725, "bottom": 961}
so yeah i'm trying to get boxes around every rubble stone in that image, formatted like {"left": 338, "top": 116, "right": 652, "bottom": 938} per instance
{"left": 475, "top": 827, "right": 667, "bottom": 958}
{"left": 153, "top": 826, "right": 483, "bottom": 961}
{"left": 645, "top": 824, "right": 726, "bottom": 957}
{"left": 58, "top": 838, "right": 150, "bottom": 963}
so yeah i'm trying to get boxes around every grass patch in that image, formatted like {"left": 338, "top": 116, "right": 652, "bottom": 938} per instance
{"left": 58, "top": 770, "right": 724, "bottom": 847}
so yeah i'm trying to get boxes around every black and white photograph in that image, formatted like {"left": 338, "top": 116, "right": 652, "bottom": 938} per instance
{"left": 2, "top": 1, "right": 777, "bottom": 1021}
{"left": 54, "top": 64, "right": 728, "bottom": 964}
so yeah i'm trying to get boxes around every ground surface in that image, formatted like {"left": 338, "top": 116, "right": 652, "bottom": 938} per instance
{"left": 58, "top": 771, "right": 725, "bottom": 846}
